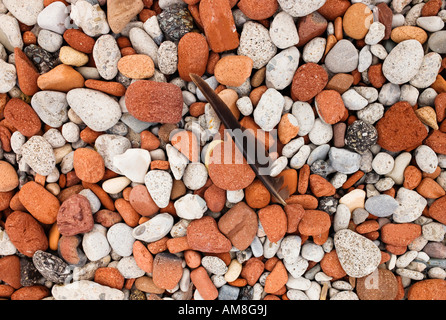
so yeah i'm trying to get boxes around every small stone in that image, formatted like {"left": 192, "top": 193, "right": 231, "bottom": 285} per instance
{"left": 117, "top": 54, "right": 155, "bottom": 80}
{"left": 37, "top": 1, "right": 69, "bottom": 34}
{"left": 132, "top": 213, "right": 174, "bottom": 243}
{"left": 174, "top": 194, "right": 208, "bottom": 220}
{"left": 325, "top": 39, "right": 359, "bottom": 74}
{"left": 93, "top": 35, "right": 121, "bottom": 81}
{"left": 52, "top": 280, "right": 124, "bottom": 300}
{"left": 342, "top": 3, "right": 373, "bottom": 40}
{"left": 364, "top": 194, "right": 399, "bottom": 218}
{"left": 113, "top": 148, "right": 151, "bottom": 184}
{"left": 82, "top": 224, "right": 111, "bottom": 262}
{"left": 157, "top": 41, "right": 178, "bottom": 75}
{"left": 315, "top": 90, "right": 346, "bottom": 125}
{"left": 334, "top": 229, "right": 381, "bottom": 278}
{"left": 269, "top": 11, "right": 299, "bottom": 49}
{"left": 253, "top": 88, "right": 284, "bottom": 131}
{"left": 177, "top": 32, "right": 209, "bottom": 82}
{"left": 57, "top": 194, "right": 94, "bottom": 236}
{"left": 356, "top": 268, "right": 398, "bottom": 300}
{"left": 107, "top": 223, "right": 135, "bottom": 257}
{"left": 187, "top": 216, "right": 232, "bottom": 253}
{"left": 21, "top": 136, "right": 56, "bottom": 176}
{"left": 392, "top": 187, "right": 427, "bottom": 223}
{"left": 0, "top": 60, "right": 16, "bottom": 93}
{"left": 344, "top": 120, "right": 378, "bottom": 154}
{"left": 215, "top": 55, "right": 253, "bottom": 88}
{"left": 291, "top": 62, "right": 328, "bottom": 102}
{"left": 152, "top": 252, "right": 183, "bottom": 290}
{"left": 277, "top": 0, "right": 326, "bottom": 17}
{"left": 70, "top": 1, "right": 110, "bottom": 38}
{"left": 302, "top": 37, "right": 326, "bottom": 64}
{"left": 0, "top": 14, "right": 23, "bottom": 52}
{"left": 328, "top": 147, "right": 361, "bottom": 175}
{"left": 3, "top": 0, "right": 43, "bottom": 27}
{"left": 107, "top": 0, "right": 144, "bottom": 34}
{"left": 365, "top": 22, "right": 386, "bottom": 45}
{"left": 157, "top": 4, "right": 194, "bottom": 42}
{"left": 144, "top": 170, "right": 173, "bottom": 209}
{"left": 414, "top": 145, "right": 438, "bottom": 174}
{"left": 32, "top": 250, "right": 71, "bottom": 284}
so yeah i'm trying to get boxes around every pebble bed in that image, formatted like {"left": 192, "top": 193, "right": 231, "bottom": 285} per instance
{"left": 0, "top": 0, "right": 446, "bottom": 301}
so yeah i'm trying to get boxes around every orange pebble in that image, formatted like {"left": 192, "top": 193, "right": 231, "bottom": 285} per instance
{"left": 297, "top": 164, "right": 310, "bottom": 195}
{"left": 23, "top": 31, "right": 37, "bottom": 45}
{"left": 150, "top": 160, "right": 170, "bottom": 170}
{"left": 356, "top": 220, "right": 380, "bottom": 234}
{"left": 228, "top": 278, "right": 248, "bottom": 287}
{"left": 342, "top": 170, "right": 365, "bottom": 189}
{"left": 184, "top": 250, "right": 201, "bottom": 268}
{"left": 140, "top": 130, "right": 160, "bottom": 151}
{"left": 120, "top": 47, "right": 137, "bottom": 56}
{"left": 84, "top": 79, "right": 126, "bottom": 97}
{"left": 147, "top": 237, "right": 169, "bottom": 254}
{"left": 190, "top": 267, "right": 218, "bottom": 300}
{"left": 82, "top": 181, "right": 115, "bottom": 211}
{"left": 166, "top": 236, "right": 191, "bottom": 253}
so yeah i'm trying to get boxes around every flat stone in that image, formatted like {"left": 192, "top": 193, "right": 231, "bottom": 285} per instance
{"left": 132, "top": 213, "right": 174, "bottom": 243}
{"left": 364, "top": 194, "right": 399, "bottom": 217}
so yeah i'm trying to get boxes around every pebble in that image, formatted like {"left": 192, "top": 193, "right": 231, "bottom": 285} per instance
{"left": 328, "top": 147, "right": 361, "bottom": 175}
{"left": 382, "top": 40, "right": 424, "bottom": 85}
{"left": 0, "top": 14, "right": 23, "bottom": 52}
{"left": 253, "top": 88, "right": 284, "bottom": 131}
{"left": 325, "top": 39, "right": 359, "bottom": 74}
{"left": 70, "top": 0, "right": 110, "bottom": 38}
{"left": 82, "top": 224, "right": 111, "bottom": 262}
{"left": 37, "top": 1, "right": 68, "bottom": 35}
{"left": 364, "top": 194, "right": 399, "bottom": 218}
{"left": 144, "top": 170, "right": 172, "bottom": 208}
{"left": 132, "top": 213, "right": 173, "bottom": 243}
{"left": 277, "top": 0, "right": 326, "bottom": 17}
{"left": 52, "top": 280, "right": 124, "bottom": 300}
{"left": 113, "top": 148, "right": 151, "bottom": 184}
{"left": 392, "top": 187, "right": 428, "bottom": 223}
{"left": 21, "top": 136, "right": 56, "bottom": 176}
{"left": 269, "top": 11, "right": 299, "bottom": 49}
{"left": 157, "top": 41, "right": 178, "bottom": 75}
{"left": 302, "top": 37, "right": 325, "bottom": 64}
{"left": 129, "top": 28, "right": 159, "bottom": 67}
{"left": 238, "top": 21, "right": 277, "bottom": 69}
{"left": 342, "top": 3, "right": 373, "bottom": 40}
{"left": 414, "top": 145, "right": 438, "bottom": 174}
{"left": 3, "top": 0, "right": 43, "bottom": 27}
{"left": 0, "top": 60, "right": 16, "bottom": 93}
{"left": 174, "top": 194, "right": 207, "bottom": 220}
{"left": 215, "top": 55, "right": 253, "bottom": 88}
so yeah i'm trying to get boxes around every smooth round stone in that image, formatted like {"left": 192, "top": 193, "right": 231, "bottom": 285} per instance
{"left": 286, "top": 276, "right": 311, "bottom": 291}
{"left": 382, "top": 39, "right": 424, "bottom": 84}
{"left": 292, "top": 101, "right": 315, "bottom": 136}
{"left": 287, "top": 289, "right": 309, "bottom": 300}
{"left": 67, "top": 89, "right": 121, "bottom": 132}
{"left": 269, "top": 11, "right": 299, "bottom": 49}
{"left": 370, "top": 44, "right": 388, "bottom": 60}
{"left": 113, "top": 148, "right": 151, "bottom": 183}
{"left": 102, "top": 176, "right": 131, "bottom": 194}
{"left": 358, "top": 45, "right": 372, "bottom": 73}
{"left": 132, "top": 213, "right": 174, "bottom": 242}
{"left": 144, "top": 170, "right": 173, "bottom": 209}
{"left": 0, "top": 59, "right": 16, "bottom": 93}
{"left": 417, "top": 16, "right": 445, "bottom": 33}
{"left": 357, "top": 103, "right": 384, "bottom": 125}
{"left": 202, "top": 256, "right": 228, "bottom": 276}
{"left": 365, "top": 22, "right": 385, "bottom": 45}
{"left": 331, "top": 291, "right": 359, "bottom": 300}
{"left": 93, "top": 35, "right": 121, "bottom": 80}
{"left": 282, "top": 137, "right": 305, "bottom": 158}
{"left": 371, "top": 152, "right": 395, "bottom": 175}
{"left": 78, "top": 189, "right": 101, "bottom": 214}
{"left": 0, "top": 14, "right": 23, "bottom": 52}
{"left": 342, "top": 89, "right": 369, "bottom": 111}
{"left": 410, "top": 52, "right": 442, "bottom": 89}
{"left": 333, "top": 203, "right": 351, "bottom": 232}
{"left": 277, "top": 0, "right": 326, "bottom": 17}
{"left": 174, "top": 194, "right": 208, "bottom": 220}
{"left": 308, "top": 118, "right": 333, "bottom": 145}
{"left": 236, "top": 96, "right": 253, "bottom": 116}
{"left": 334, "top": 229, "right": 381, "bottom": 278}
{"left": 414, "top": 145, "right": 438, "bottom": 174}
{"left": 52, "top": 280, "right": 124, "bottom": 300}
{"left": 307, "top": 144, "right": 330, "bottom": 166}
{"left": 378, "top": 83, "right": 401, "bottom": 106}
{"left": 302, "top": 37, "right": 326, "bottom": 64}
{"left": 157, "top": 40, "right": 178, "bottom": 75}
{"left": 31, "top": 91, "right": 68, "bottom": 128}
{"left": 364, "top": 194, "right": 399, "bottom": 218}
{"left": 218, "top": 285, "right": 240, "bottom": 300}
{"left": 265, "top": 46, "right": 300, "bottom": 90}
{"left": 107, "top": 223, "right": 135, "bottom": 257}
{"left": 94, "top": 134, "right": 131, "bottom": 174}
{"left": 283, "top": 256, "right": 309, "bottom": 278}
{"left": 253, "top": 88, "right": 284, "bottom": 131}
{"left": 3, "top": 0, "right": 44, "bottom": 26}
{"left": 182, "top": 163, "right": 208, "bottom": 190}
{"left": 301, "top": 242, "right": 324, "bottom": 262}
{"left": 280, "top": 235, "right": 302, "bottom": 265}
{"left": 325, "top": 40, "right": 359, "bottom": 74}
{"left": 328, "top": 147, "right": 361, "bottom": 174}
{"left": 428, "top": 31, "right": 446, "bottom": 54}
{"left": 38, "top": 29, "right": 63, "bottom": 53}
{"left": 37, "top": 1, "right": 68, "bottom": 34}
{"left": 117, "top": 256, "right": 145, "bottom": 279}
{"left": 392, "top": 187, "right": 428, "bottom": 223}
{"left": 290, "top": 144, "right": 311, "bottom": 169}
{"left": 82, "top": 224, "right": 111, "bottom": 262}
{"left": 21, "top": 136, "right": 56, "bottom": 176}
{"left": 237, "top": 21, "right": 277, "bottom": 69}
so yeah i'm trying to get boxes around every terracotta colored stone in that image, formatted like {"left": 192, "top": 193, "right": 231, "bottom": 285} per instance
{"left": 309, "top": 174, "right": 336, "bottom": 197}
{"left": 286, "top": 194, "right": 318, "bottom": 209}
{"left": 63, "top": 29, "right": 96, "bottom": 54}
{"left": 291, "top": 63, "right": 328, "bottom": 101}
{"left": 403, "top": 165, "right": 422, "bottom": 190}
{"left": 147, "top": 237, "right": 169, "bottom": 255}
{"left": 428, "top": 195, "right": 446, "bottom": 225}
{"left": 73, "top": 148, "right": 105, "bottom": 184}
{"left": 117, "top": 54, "right": 155, "bottom": 80}
{"left": 177, "top": 32, "right": 209, "bottom": 82}
{"left": 4, "top": 98, "right": 41, "bottom": 137}
{"left": 5, "top": 211, "right": 48, "bottom": 257}
{"left": 134, "top": 276, "right": 165, "bottom": 294}
{"left": 187, "top": 216, "right": 232, "bottom": 253}
{"left": 84, "top": 79, "right": 126, "bottom": 97}
{"left": 0, "top": 190, "right": 14, "bottom": 211}
{"left": 318, "top": 0, "right": 350, "bottom": 20}
{"left": 14, "top": 47, "right": 39, "bottom": 96}
{"left": 129, "top": 184, "right": 159, "bottom": 217}
{"left": 207, "top": 139, "right": 256, "bottom": 191}
{"left": 214, "top": 55, "right": 253, "bottom": 87}
{"left": 381, "top": 223, "right": 422, "bottom": 247}
{"left": 199, "top": 0, "right": 239, "bottom": 53}
{"left": 320, "top": 249, "right": 347, "bottom": 280}
{"left": 368, "top": 63, "right": 387, "bottom": 89}
{"left": 278, "top": 113, "right": 299, "bottom": 145}
{"left": 258, "top": 204, "right": 287, "bottom": 243}
{"left": 356, "top": 220, "right": 380, "bottom": 234}
{"left": 19, "top": 181, "right": 60, "bottom": 225}
{"left": 390, "top": 26, "right": 428, "bottom": 44}
{"left": 375, "top": 101, "right": 428, "bottom": 152}
{"left": 283, "top": 203, "right": 305, "bottom": 233}
{"left": 57, "top": 194, "right": 94, "bottom": 236}
{"left": 325, "top": 73, "right": 354, "bottom": 94}
{"left": 218, "top": 201, "right": 258, "bottom": 250}
{"left": 298, "top": 210, "right": 331, "bottom": 237}
{"left": 0, "top": 284, "right": 15, "bottom": 298}
{"left": 297, "top": 12, "right": 328, "bottom": 47}
{"left": 151, "top": 252, "right": 183, "bottom": 290}
{"left": 132, "top": 240, "right": 153, "bottom": 274}
{"left": 140, "top": 130, "right": 160, "bottom": 151}
{"left": 240, "top": 257, "right": 264, "bottom": 286}
{"left": 184, "top": 250, "right": 201, "bottom": 269}
{"left": 171, "top": 130, "right": 200, "bottom": 162}
{"left": 125, "top": 80, "right": 183, "bottom": 124}
{"left": 58, "top": 235, "right": 84, "bottom": 265}
{"left": 37, "top": 64, "right": 85, "bottom": 92}
{"left": 94, "top": 267, "right": 125, "bottom": 290}
{"left": 315, "top": 90, "right": 347, "bottom": 125}
{"left": 10, "top": 285, "right": 50, "bottom": 300}
{"left": 237, "top": 0, "right": 278, "bottom": 20}
{"left": 435, "top": 93, "right": 446, "bottom": 122}
{"left": 424, "top": 130, "right": 446, "bottom": 155}
{"left": 94, "top": 209, "right": 123, "bottom": 227}
{"left": 115, "top": 198, "right": 141, "bottom": 227}
{"left": 244, "top": 179, "right": 271, "bottom": 209}
{"left": 416, "top": 178, "right": 445, "bottom": 199}
{"left": 407, "top": 279, "right": 446, "bottom": 300}
{"left": 0, "top": 160, "right": 18, "bottom": 192}
{"left": 189, "top": 102, "right": 206, "bottom": 118}
{"left": 356, "top": 268, "right": 398, "bottom": 300}
{"left": 264, "top": 260, "right": 288, "bottom": 294}
{"left": 204, "top": 184, "right": 226, "bottom": 213}
{"left": 190, "top": 266, "right": 218, "bottom": 300}
{"left": 107, "top": 0, "right": 144, "bottom": 34}
{"left": 0, "top": 255, "right": 21, "bottom": 289}
{"left": 421, "top": 0, "right": 442, "bottom": 16}
{"left": 0, "top": 125, "right": 11, "bottom": 152}
{"left": 342, "top": 3, "right": 373, "bottom": 40}
{"left": 376, "top": 3, "right": 393, "bottom": 40}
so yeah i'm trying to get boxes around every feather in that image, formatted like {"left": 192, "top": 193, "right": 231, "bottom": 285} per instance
{"left": 189, "top": 73, "right": 289, "bottom": 206}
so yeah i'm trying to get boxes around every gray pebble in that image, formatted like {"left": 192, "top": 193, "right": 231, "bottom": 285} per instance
{"left": 107, "top": 223, "right": 135, "bottom": 257}
{"left": 328, "top": 147, "right": 361, "bottom": 174}
{"left": 325, "top": 39, "right": 359, "bottom": 74}
{"left": 21, "top": 136, "right": 56, "bottom": 176}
